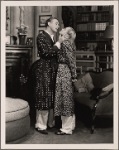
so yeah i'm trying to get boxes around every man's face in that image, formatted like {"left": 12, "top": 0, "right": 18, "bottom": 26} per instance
{"left": 49, "top": 19, "right": 60, "bottom": 33}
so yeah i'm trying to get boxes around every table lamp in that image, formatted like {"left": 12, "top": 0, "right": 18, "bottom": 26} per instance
{"left": 103, "top": 25, "right": 114, "bottom": 51}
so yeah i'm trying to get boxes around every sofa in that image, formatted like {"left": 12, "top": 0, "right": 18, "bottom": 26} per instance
{"left": 74, "top": 69, "right": 113, "bottom": 133}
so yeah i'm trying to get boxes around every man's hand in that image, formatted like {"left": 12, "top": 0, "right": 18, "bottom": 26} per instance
{"left": 72, "top": 79, "right": 77, "bottom": 83}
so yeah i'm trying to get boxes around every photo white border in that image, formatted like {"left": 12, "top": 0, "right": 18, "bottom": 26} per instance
{"left": 1, "top": 1, "right": 118, "bottom": 149}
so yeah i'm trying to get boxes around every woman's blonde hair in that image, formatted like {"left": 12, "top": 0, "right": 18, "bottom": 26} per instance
{"left": 63, "top": 27, "right": 76, "bottom": 49}
{"left": 65, "top": 27, "right": 76, "bottom": 43}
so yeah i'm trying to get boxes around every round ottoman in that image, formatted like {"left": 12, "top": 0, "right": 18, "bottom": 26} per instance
{"left": 6, "top": 97, "right": 30, "bottom": 143}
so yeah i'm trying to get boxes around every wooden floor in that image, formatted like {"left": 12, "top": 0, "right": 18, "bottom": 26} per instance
{"left": 8, "top": 118, "right": 113, "bottom": 145}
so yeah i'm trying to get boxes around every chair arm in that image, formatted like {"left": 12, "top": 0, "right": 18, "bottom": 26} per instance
{"left": 90, "top": 90, "right": 113, "bottom": 133}
{"left": 92, "top": 89, "right": 113, "bottom": 110}
{"left": 97, "top": 89, "right": 113, "bottom": 99}
{"left": 90, "top": 87, "right": 113, "bottom": 100}
{"left": 94, "top": 91, "right": 113, "bottom": 116}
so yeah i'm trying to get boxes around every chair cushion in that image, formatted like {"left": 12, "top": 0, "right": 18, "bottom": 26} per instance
{"left": 6, "top": 97, "right": 30, "bottom": 122}
{"left": 74, "top": 92, "right": 96, "bottom": 109}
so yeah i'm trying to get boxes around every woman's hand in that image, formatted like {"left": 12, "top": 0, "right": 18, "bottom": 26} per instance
{"left": 58, "top": 35, "right": 64, "bottom": 43}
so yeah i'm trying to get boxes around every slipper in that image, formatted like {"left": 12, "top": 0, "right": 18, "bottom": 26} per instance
{"left": 55, "top": 130, "right": 68, "bottom": 135}
{"left": 35, "top": 128, "right": 48, "bottom": 135}
{"left": 47, "top": 125, "right": 56, "bottom": 130}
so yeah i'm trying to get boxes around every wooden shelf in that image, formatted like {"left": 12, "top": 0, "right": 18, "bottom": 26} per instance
{"left": 77, "top": 30, "right": 106, "bottom": 33}
{"left": 95, "top": 51, "right": 113, "bottom": 54}
{"left": 95, "top": 51, "right": 113, "bottom": 71}
{"left": 76, "top": 60, "right": 95, "bottom": 62}
{"left": 77, "top": 21, "right": 109, "bottom": 23}
{"left": 96, "top": 61, "right": 112, "bottom": 64}
{"left": 74, "top": 51, "right": 96, "bottom": 73}
{"left": 77, "top": 10, "right": 109, "bottom": 14}
{"left": 6, "top": 44, "right": 33, "bottom": 48}
{"left": 75, "top": 51, "right": 95, "bottom": 54}
{"left": 76, "top": 40, "right": 107, "bottom": 42}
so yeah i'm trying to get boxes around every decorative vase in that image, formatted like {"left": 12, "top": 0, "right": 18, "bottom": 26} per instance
{"left": 12, "top": 36, "right": 17, "bottom": 45}
{"left": 6, "top": 35, "right": 11, "bottom": 45}
{"left": 18, "top": 34, "right": 27, "bottom": 45}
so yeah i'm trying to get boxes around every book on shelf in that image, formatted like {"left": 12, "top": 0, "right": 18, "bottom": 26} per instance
{"left": 98, "top": 6, "right": 103, "bottom": 11}
{"left": 87, "top": 23, "right": 95, "bottom": 31}
{"left": 77, "top": 22, "right": 109, "bottom": 31}
{"left": 95, "top": 22, "right": 109, "bottom": 30}
{"left": 102, "top": 6, "right": 110, "bottom": 11}
{"left": 77, "top": 24, "right": 88, "bottom": 31}
{"left": 77, "top": 12, "right": 109, "bottom": 22}
{"left": 87, "top": 42, "right": 97, "bottom": 51}
{"left": 96, "top": 32, "right": 104, "bottom": 39}
{"left": 77, "top": 6, "right": 91, "bottom": 12}
{"left": 91, "top": 6, "right": 98, "bottom": 11}
{"left": 99, "top": 56, "right": 107, "bottom": 61}
{"left": 96, "top": 13, "right": 102, "bottom": 21}
{"left": 77, "top": 6, "right": 110, "bottom": 12}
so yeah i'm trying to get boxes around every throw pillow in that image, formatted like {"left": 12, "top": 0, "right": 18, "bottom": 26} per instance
{"left": 74, "top": 78, "right": 88, "bottom": 93}
{"left": 74, "top": 73, "right": 94, "bottom": 93}
{"left": 81, "top": 73, "right": 94, "bottom": 92}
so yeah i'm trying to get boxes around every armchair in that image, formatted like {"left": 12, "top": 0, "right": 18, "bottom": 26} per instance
{"left": 74, "top": 70, "right": 113, "bottom": 133}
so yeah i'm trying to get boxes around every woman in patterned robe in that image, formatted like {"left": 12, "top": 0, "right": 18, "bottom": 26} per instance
{"left": 54, "top": 27, "right": 77, "bottom": 135}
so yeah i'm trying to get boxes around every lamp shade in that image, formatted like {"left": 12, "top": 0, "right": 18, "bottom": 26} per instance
{"left": 103, "top": 25, "right": 114, "bottom": 39}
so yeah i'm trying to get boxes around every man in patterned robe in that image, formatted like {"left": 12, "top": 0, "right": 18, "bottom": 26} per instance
{"left": 29, "top": 17, "right": 63, "bottom": 134}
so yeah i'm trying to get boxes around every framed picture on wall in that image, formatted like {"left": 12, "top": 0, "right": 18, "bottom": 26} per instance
{"left": 41, "top": 6, "right": 50, "bottom": 13}
{"left": 26, "top": 37, "right": 33, "bottom": 46}
{"left": 39, "top": 15, "right": 52, "bottom": 27}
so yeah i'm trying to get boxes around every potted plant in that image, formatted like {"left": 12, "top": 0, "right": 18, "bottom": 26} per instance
{"left": 16, "top": 24, "right": 28, "bottom": 45}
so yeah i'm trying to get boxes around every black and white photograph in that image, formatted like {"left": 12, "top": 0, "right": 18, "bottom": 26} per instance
{"left": 1, "top": 0, "right": 118, "bottom": 149}
{"left": 39, "top": 15, "right": 52, "bottom": 27}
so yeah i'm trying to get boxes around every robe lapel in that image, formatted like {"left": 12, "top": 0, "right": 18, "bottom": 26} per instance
{"left": 43, "top": 31, "right": 54, "bottom": 46}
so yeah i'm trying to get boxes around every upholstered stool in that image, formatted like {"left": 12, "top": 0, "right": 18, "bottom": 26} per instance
{"left": 6, "top": 97, "right": 30, "bottom": 143}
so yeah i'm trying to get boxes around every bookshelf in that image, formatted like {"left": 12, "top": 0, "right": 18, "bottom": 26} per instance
{"left": 75, "top": 6, "right": 113, "bottom": 72}
{"left": 95, "top": 51, "right": 113, "bottom": 72}
{"left": 76, "top": 6, "right": 113, "bottom": 51}
{"left": 75, "top": 51, "right": 96, "bottom": 75}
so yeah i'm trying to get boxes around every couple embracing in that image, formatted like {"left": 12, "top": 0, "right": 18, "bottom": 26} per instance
{"left": 29, "top": 17, "right": 77, "bottom": 135}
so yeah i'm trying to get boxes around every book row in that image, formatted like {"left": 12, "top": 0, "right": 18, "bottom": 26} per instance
{"left": 77, "top": 6, "right": 111, "bottom": 12}
{"left": 77, "top": 22, "right": 109, "bottom": 31}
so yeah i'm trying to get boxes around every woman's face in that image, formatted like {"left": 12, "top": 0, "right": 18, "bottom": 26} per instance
{"left": 59, "top": 29, "right": 69, "bottom": 41}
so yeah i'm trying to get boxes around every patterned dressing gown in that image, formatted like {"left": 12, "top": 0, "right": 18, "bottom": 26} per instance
{"left": 29, "top": 31, "right": 59, "bottom": 110}
{"left": 54, "top": 40, "right": 77, "bottom": 117}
